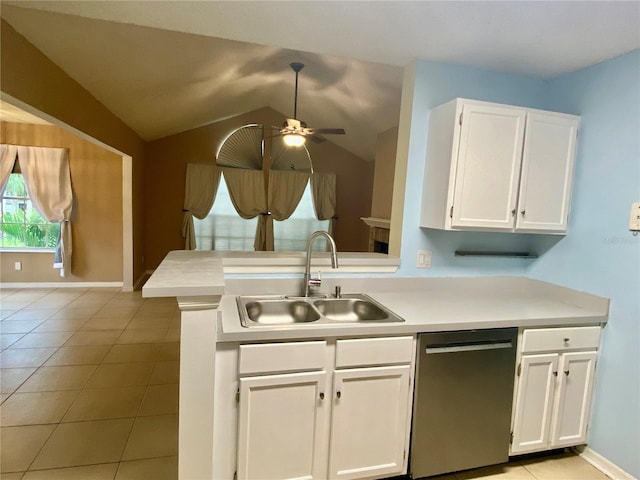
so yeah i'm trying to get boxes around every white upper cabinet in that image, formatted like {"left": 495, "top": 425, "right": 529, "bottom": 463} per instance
{"left": 420, "top": 98, "right": 580, "bottom": 234}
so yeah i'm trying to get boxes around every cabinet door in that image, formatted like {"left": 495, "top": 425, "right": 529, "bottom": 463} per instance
{"left": 328, "top": 365, "right": 411, "bottom": 480}
{"left": 237, "top": 371, "right": 328, "bottom": 480}
{"left": 551, "top": 351, "right": 597, "bottom": 448}
{"left": 516, "top": 112, "right": 579, "bottom": 232}
{"left": 451, "top": 103, "right": 526, "bottom": 230}
{"left": 511, "top": 354, "right": 558, "bottom": 454}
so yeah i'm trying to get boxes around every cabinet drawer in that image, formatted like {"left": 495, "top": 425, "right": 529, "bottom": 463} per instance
{"left": 335, "top": 336, "right": 414, "bottom": 368}
{"left": 239, "top": 341, "right": 326, "bottom": 376}
{"left": 521, "top": 327, "right": 600, "bottom": 353}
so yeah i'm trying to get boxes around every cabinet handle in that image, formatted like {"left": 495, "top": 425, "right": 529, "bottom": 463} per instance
{"left": 336, "top": 390, "right": 341, "bottom": 399}
{"left": 520, "top": 210, "right": 526, "bottom": 216}
{"left": 319, "top": 392, "right": 325, "bottom": 400}
{"left": 511, "top": 209, "right": 516, "bottom": 217}
{"left": 553, "top": 371, "right": 558, "bottom": 377}
{"left": 565, "top": 370, "right": 570, "bottom": 377}
{"left": 564, "top": 338, "right": 570, "bottom": 343}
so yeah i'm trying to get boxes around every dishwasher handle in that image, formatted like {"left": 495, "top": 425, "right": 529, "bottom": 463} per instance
{"left": 425, "top": 339, "right": 513, "bottom": 354}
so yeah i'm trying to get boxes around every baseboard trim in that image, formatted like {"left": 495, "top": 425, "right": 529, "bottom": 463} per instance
{"left": 132, "top": 270, "right": 154, "bottom": 292}
{"left": 573, "top": 446, "right": 637, "bottom": 480}
{"left": 0, "top": 281, "right": 124, "bottom": 289}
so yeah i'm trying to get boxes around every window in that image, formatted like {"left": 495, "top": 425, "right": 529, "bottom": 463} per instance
{"left": 273, "top": 183, "right": 329, "bottom": 251}
{"left": 194, "top": 179, "right": 328, "bottom": 251}
{"left": 0, "top": 174, "right": 60, "bottom": 249}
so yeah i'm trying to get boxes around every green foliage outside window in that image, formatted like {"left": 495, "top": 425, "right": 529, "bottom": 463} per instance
{"left": 1, "top": 174, "right": 60, "bottom": 249}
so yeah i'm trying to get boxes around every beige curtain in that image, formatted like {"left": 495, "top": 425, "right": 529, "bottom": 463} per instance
{"left": 17, "top": 146, "right": 73, "bottom": 277}
{"left": 311, "top": 172, "right": 337, "bottom": 236}
{"left": 0, "top": 144, "right": 18, "bottom": 196}
{"left": 223, "top": 168, "right": 269, "bottom": 250}
{"left": 182, "top": 163, "right": 221, "bottom": 250}
{"left": 268, "top": 170, "right": 310, "bottom": 220}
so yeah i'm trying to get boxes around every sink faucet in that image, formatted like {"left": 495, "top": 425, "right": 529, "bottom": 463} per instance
{"left": 302, "top": 231, "right": 338, "bottom": 297}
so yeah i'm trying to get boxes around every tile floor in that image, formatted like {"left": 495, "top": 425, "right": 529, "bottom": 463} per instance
{"left": 1, "top": 287, "right": 179, "bottom": 479}
{"left": 0, "top": 287, "right": 612, "bottom": 480}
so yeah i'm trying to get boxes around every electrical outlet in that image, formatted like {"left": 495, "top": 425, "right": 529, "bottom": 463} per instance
{"left": 417, "top": 249, "right": 432, "bottom": 268}
{"left": 14, "top": 261, "right": 22, "bottom": 271}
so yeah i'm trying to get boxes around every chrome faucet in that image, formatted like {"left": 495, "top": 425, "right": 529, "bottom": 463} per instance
{"left": 302, "top": 231, "right": 338, "bottom": 297}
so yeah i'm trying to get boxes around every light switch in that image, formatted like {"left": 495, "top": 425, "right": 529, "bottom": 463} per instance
{"left": 14, "top": 261, "right": 22, "bottom": 271}
{"left": 630, "top": 202, "right": 640, "bottom": 233}
{"left": 417, "top": 249, "right": 432, "bottom": 268}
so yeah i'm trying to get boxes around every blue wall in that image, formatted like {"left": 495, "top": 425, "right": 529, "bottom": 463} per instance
{"left": 397, "top": 53, "right": 639, "bottom": 476}
{"left": 529, "top": 51, "right": 640, "bottom": 477}
{"left": 397, "top": 60, "right": 549, "bottom": 277}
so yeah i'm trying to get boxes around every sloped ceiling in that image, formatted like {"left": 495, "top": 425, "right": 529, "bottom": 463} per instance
{"left": 2, "top": 1, "right": 639, "bottom": 161}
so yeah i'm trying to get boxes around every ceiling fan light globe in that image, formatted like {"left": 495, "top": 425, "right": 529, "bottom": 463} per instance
{"left": 283, "top": 133, "right": 306, "bottom": 147}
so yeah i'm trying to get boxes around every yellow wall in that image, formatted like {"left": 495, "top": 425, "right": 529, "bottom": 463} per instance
{"left": 144, "top": 107, "right": 373, "bottom": 268}
{"left": 371, "top": 126, "right": 398, "bottom": 220}
{"left": 0, "top": 20, "right": 145, "bottom": 284}
{"left": 1, "top": 122, "right": 123, "bottom": 282}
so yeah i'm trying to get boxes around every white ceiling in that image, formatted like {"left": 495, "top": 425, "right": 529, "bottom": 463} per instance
{"left": 2, "top": 1, "right": 639, "bottom": 161}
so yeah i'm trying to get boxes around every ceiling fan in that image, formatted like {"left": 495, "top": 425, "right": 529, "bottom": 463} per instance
{"left": 279, "top": 62, "right": 346, "bottom": 147}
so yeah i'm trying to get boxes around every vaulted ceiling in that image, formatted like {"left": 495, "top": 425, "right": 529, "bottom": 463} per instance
{"left": 2, "top": 1, "right": 638, "bottom": 161}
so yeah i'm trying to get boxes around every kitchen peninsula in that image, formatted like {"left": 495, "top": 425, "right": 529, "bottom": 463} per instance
{"left": 143, "top": 250, "right": 609, "bottom": 480}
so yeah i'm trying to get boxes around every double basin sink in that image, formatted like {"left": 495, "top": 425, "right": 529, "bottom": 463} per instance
{"left": 237, "top": 293, "right": 404, "bottom": 328}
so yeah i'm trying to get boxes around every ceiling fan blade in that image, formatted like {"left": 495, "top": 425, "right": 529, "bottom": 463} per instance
{"left": 307, "top": 128, "right": 346, "bottom": 135}
{"left": 308, "top": 135, "right": 327, "bottom": 144}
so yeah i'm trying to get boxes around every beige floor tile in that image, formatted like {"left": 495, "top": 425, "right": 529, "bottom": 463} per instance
{"left": 1, "top": 368, "right": 37, "bottom": 393}
{"left": 149, "top": 361, "right": 180, "bottom": 385}
{"left": 93, "top": 306, "right": 138, "bottom": 319}
{"left": 33, "top": 317, "right": 90, "bottom": 333}
{"left": 3, "top": 309, "right": 57, "bottom": 321}
{"left": 1, "top": 393, "right": 10, "bottom": 403}
{"left": 125, "top": 316, "right": 172, "bottom": 330}
{"left": 457, "top": 463, "right": 537, "bottom": 479}
{"left": 17, "top": 365, "right": 97, "bottom": 393}
{"left": 116, "top": 329, "right": 169, "bottom": 345}
{"left": 44, "top": 345, "right": 111, "bottom": 366}
{"left": 1, "top": 334, "right": 25, "bottom": 349}
{"left": 115, "top": 455, "right": 178, "bottom": 480}
{"left": 520, "top": 452, "right": 610, "bottom": 480}
{"left": 47, "top": 306, "right": 101, "bottom": 320}
{"left": 27, "top": 298, "right": 73, "bottom": 310}
{"left": 0, "top": 309, "right": 18, "bottom": 320}
{"left": 31, "top": 418, "right": 134, "bottom": 470}
{"left": 1, "top": 390, "right": 80, "bottom": 426}
{"left": 155, "top": 343, "right": 180, "bottom": 361}
{"left": 11, "top": 332, "right": 74, "bottom": 349}
{"left": 65, "top": 330, "right": 123, "bottom": 346}
{"left": 85, "top": 362, "right": 154, "bottom": 388}
{"left": 138, "top": 384, "right": 178, "bottom": 416}
{"left": 22, "top": 463, "right": 119, "bottom": 480}
{"left": 102, "top": 344, "right": 159, "bottom": 363}
{"left": 0, "top": 320, "right": 43, "bottom": 334}
{"left": 1, "top": 472, "right": 25, "bottom": 480}
{"left": 81, "top": 316, "right": 132, "bottom": 331}
{"left": 63, "top": 385, "right": 146, "bottom": 422}
{"left": 164, "top": 328, "right": 180, "bottom": 343}
{"left": 1, "top": 347, "right": 57, "bottom": 368}
{"left": 0, "top": 424, "right": 56, "bottom": 473}
{"left": 121, "top": 414, "right": 178, "bottom": 461}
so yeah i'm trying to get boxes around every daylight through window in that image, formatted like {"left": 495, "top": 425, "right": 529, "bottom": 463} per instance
{"left": 0, "top": 174, "right": 60, "bottom": 249}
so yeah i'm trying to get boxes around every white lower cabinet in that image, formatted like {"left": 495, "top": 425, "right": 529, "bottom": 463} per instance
{"left": 510, "top": 327, "right": 599, "bottom": 455}
{"left": 236, "top": 336, "right": 415, "bottom": 480}
{"left": 237, "top": 371, "right": 328, "bottom": 480}
{"left": 329, "top": 366, "right": 411, "bottom": 479}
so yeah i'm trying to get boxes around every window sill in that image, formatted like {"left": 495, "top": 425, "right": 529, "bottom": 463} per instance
{"left": 0, "top": 248, "right": 55, "bottom": 254}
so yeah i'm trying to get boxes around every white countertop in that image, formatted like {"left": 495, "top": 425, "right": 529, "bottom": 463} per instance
{"left": 217, "top": 276, "right": 609, "bottom": 342}
{"left": 142, "top": 250, "right": 225, "bottom": 297}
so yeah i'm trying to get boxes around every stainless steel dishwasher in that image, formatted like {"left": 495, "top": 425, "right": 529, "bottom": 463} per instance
{"left": 410, "top": 328, "right": 518, "bottom": 478}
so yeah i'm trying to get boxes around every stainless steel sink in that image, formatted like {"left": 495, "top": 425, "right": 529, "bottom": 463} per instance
{"left": 313, "top": 298, "right": 390, "bottom": 322}
{"left": 244, "top": 299, "right": 321, "bottom": 325}
{"left": 237, "top": 294, "right": 404, "bottom": 328}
